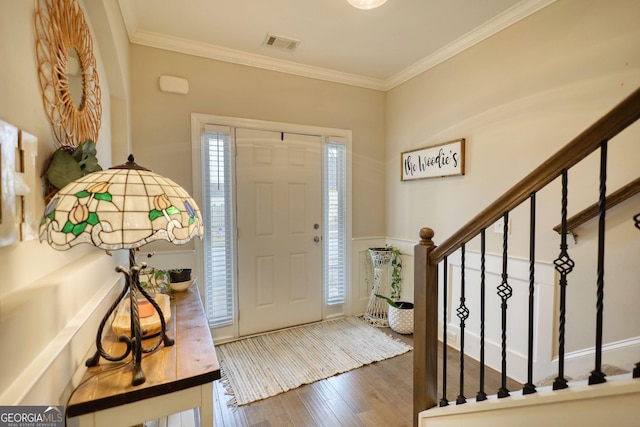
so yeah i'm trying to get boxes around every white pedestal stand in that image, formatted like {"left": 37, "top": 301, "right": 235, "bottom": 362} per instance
{"left": 364, "top": 248, "right": 392, "bottom": 327}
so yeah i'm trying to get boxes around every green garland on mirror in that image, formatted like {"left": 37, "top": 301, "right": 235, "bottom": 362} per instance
{"left": 44, "top": 139, "right": 102, "bottom": 201}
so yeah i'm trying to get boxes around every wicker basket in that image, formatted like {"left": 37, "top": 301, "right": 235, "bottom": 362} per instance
{"left": 388, "top": 302, "right": 414, "bottom": 334}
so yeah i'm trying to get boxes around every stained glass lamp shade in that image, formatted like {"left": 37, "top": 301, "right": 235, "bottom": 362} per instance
{"left": 39, "top": 155, "right": 203, "bottom": 385}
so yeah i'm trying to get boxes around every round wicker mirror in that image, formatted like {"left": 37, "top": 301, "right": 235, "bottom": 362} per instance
{"left": 35, "top": 0, "right": 102, "bottom": 149}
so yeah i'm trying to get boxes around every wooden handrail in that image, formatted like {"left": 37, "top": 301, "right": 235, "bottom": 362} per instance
{"left": 430, "top": 87, "right": 640, "bottom": 264}
{"left": 553, "top": 177, "right": 640, "bottom": 234}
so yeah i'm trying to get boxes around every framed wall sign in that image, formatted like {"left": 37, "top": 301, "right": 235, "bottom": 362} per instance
{"left": 401, "top": 139, "right": 465, "bottom": 181}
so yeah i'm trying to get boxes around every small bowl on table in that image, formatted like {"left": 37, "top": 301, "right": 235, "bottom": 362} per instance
{"left": 169, "top": 277, "right": 196, "bottom": 292}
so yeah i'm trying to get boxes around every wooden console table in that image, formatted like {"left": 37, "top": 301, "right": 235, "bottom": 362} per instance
{"left": 67, "top": 286, "right": 220, "bottom": 427}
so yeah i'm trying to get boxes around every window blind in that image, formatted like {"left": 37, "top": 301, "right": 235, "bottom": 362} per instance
{"left": 324, "top": 141, "right": 347, "bottom": 305}
{"left": 202, "top": 128, "right": 234, "bottom": 326}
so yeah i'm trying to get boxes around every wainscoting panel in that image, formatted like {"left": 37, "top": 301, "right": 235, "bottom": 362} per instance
{"left": 442, "top": 250, "right": 555, "bottom": 384}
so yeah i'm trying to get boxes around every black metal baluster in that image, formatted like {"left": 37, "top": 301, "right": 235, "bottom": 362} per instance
{"left": 635, "top": 214, "right": 640, "bottom": 378}
{"left": 497, "top": 212, "right": 512, "bottom": 398}
{"left": 589, "top": 141, "right": 609, "bottom": 385}
{"left": 440, "top": 257, "right": 450, "bottom": 407}
{"left": 523, "top": 193, "right": 537, "bottom": 395}
{"left": 477, "top": 230, "right": 488, "bottom": 401}
{"left": 553, "top": 170, "right": 574, "bottom": 390}
{"left": 456, "top": 245, "right": 469, "bottom": 405}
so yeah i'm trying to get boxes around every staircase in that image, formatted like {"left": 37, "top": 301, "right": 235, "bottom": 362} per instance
{"left": 420, "top": 377, "right": 640, "bottom": 427}
{"left": 413, "top": 87, "right": 640, "bottom": 427}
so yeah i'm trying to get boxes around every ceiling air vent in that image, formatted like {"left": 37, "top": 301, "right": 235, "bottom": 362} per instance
{"left": 262, "top": 33, "right": 300, "bottom": 51}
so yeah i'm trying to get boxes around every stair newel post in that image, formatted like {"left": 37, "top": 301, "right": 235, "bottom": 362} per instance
{"left": 553, "top": 169, "right": 574, "bottom": 390}
{"left": 497, "top": 212, "right": 512, "bottom": 398}
{"left": 414, "top": 228, "right": 438, "bottom": 427}
{"left": 589, "top": 140, "right": 608, "bottom": 385}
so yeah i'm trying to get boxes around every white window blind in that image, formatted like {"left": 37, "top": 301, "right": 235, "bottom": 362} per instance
{"left": 202, "top": 127, "right": 234, "bottom": 326}
{"left": 324, "top": 141, "right": 347, "bottom": 305}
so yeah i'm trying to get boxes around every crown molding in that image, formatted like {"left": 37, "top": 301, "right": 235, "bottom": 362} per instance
{"left": 383, "top": 0, "right": 557, "bottom": 90}
{"left": 116, "top": 0, "right": 138, "bottom": 41}
{"left": 121, "top": 0, "right": 555, "bottom": 92}
{"left": 130, "top": 30, "right": 387, "bottom": 91}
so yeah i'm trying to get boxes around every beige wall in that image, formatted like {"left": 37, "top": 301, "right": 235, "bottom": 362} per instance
{"left": 386, "top": 0, "right": 640, "bottom": 357}
{"left": 130, "top": 45, "right": 387, "bottom": 239}
{"left": 0, "top": 0, "right": 129, "bottom": 405}
{"left": 130, "top": 0, "right": 640, "bottom": 357}
{"left": 2, "top": 0, "right": 637, "bottom": 406}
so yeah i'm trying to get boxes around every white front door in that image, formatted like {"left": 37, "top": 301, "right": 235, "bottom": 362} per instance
{"left": 236, "top": 128, "right": 322, "bottom": 336}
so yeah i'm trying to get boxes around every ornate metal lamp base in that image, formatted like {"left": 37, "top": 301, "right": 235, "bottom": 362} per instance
{"left": 85, "top": 251, "right": 174, "bottom": 386}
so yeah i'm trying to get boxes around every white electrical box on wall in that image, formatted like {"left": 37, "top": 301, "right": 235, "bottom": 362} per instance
{"left": 494, "top": 217, "right": 511, "bottom": 234}
{"left": 159, "top": 75, "right": 189, "bottom": 95}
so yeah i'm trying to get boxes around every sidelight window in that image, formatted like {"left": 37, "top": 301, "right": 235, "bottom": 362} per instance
{"left": 324, "top": 140, "right": 347, "bottom": 306}
{"left": 202, "top": 127, "right": 234, "bottom": 326}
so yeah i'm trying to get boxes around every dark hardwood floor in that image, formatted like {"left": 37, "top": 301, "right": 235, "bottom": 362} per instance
{"left": 212, "top": 329, "right": 521, "bottom": 427}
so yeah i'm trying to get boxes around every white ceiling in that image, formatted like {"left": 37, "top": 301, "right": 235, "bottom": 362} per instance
{"left": 117, "top": 0, "right": 555, "bottom": 91}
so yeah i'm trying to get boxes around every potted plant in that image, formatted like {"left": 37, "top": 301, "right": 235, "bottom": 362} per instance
{"left": 169, "top": 268, "right": 192, "bottom": 283}
{"left": 363, "top": 246, "right": 404, "bottom": 327}
{"left": 375, "top": 294, "right": 414, "bottom": 335}
{"left": 138, "top": 267, "right": 169, "bottom": 294}
{"left": 364, "top": 246, "right": 403, "bottom": 298}
{"left": 168, "top": 268, "right": 194, "bottom": 292}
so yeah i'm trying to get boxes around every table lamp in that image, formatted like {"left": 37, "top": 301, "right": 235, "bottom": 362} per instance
{"left": 39, "top": 155, "right": 204, "bottom": 385}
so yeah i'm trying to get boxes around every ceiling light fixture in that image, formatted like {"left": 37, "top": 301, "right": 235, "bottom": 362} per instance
{"left": 347, "top": 0, "right": 387, "bottom": 10}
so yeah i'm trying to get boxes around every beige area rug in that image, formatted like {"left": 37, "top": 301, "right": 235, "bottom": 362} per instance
{"left": 216, "top": 316, "right": 412, "bottom": 408}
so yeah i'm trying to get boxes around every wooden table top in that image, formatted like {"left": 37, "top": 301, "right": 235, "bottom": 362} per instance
{"left": 67, "top": 286, "right": 221, "bottom": 418}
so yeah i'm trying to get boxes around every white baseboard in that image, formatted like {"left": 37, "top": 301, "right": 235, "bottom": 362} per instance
{"left": 553, "top": 336, "right": 640, "bottom": 379}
